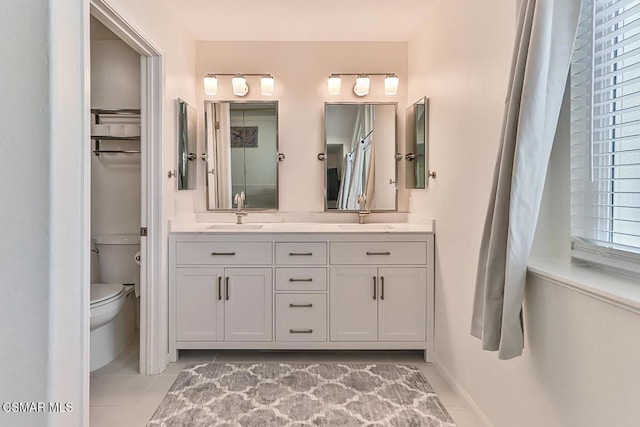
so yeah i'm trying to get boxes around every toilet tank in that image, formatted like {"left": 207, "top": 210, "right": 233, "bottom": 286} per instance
{"left": 94, "top": 234, "right": 140, "bottom": 286}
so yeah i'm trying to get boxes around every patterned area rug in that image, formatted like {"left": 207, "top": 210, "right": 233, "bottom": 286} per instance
{"left": 147, "top": 363, "right": 456, "bottom": 426}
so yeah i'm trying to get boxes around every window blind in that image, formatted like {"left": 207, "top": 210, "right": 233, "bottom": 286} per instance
{"left": 571, "top": 0, "right": 640, "bottom": 272}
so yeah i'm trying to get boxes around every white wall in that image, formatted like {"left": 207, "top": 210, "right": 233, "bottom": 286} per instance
{"left": 409, "top": 2, "right": 640, "bottom": 426}
{"left": 90, "top": 40, "right": 141, "bottom": 243}
{"left": 0, "top": 1, "right": 50, "bottom": 426}
{"left": 109, "top": 0, "right": 198, "bottom": 219}
{"left": 195, "top": 41, "right": 408, "bottom": 212}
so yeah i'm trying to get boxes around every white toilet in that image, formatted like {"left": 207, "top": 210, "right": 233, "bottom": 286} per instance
{"left": 90, "top": 234, "right": 140, "bottom": 371}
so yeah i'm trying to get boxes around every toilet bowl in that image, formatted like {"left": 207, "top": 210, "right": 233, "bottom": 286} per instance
{"left": 90, "top": 283, "right": 129, "bottom": 331}
{"left": 90, "top": 234, "right": 140, "bottom": 372}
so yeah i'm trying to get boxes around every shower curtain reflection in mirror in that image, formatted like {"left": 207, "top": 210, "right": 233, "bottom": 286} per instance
{"left": 337, "top": 105, "right": 375, "bottom": 209}
{"left": 325, "top": 103, "right": 396, "bottom": 211}
{"left": 206, "top": 102, "right": 233, "bottom": 209}
{"left": 205, "top": 101, "right": 278, "bottom": 210}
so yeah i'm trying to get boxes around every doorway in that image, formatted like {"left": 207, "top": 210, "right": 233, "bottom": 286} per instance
{"left": 90, "top": 0, "right": 164, "bottom": 376}
{"left": 89, "top": 16, "right": 142, "bottom": 373}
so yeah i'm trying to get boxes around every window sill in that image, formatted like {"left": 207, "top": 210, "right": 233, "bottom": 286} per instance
{"left": 527, "top": 258, "right": 640, "bottom": 314}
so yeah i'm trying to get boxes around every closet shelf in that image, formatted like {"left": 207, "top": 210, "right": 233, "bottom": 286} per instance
{"left": 91, "top": 108, "right": 140, "bottom": 116}
{"left": 91, "top": 108, "right": 141, "bottom": 156}
{"left": 93, "top": 149, "right": 141, "bottom": 155}
{"left": 91, "top": 136, "right": 140, "bottom": 141}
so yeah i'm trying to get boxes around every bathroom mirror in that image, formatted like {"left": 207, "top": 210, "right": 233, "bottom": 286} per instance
{"left": 205, "top": 101, "right": 278, "bottom": 210}
{"left": 405, "top": 97, "right": 428, "bottom": 189}
{"left": 177, "top": 99, "right": 197, "bottom": 190}
{"left": 324, "top": 103, "right": 397, "bottom": 211}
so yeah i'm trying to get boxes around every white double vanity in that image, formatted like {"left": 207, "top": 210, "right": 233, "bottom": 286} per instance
{"left": 168, "top": 96, "right": 434, "bottom": 361}
{"left": 168, "top": 220, "right": 435, "bottom": 362}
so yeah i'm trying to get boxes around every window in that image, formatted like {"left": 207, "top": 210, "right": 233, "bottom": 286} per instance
{"left": 571, "top": 0, "right": 640, "bottom": 274}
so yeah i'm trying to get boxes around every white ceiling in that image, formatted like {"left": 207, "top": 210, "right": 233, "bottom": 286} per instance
{"left": 167, "top": 0, "right": 430, "bottom": 42}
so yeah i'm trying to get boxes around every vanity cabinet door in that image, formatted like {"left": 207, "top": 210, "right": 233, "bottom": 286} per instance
{"left": 176, "top": 268, "right": 224, "bottom": 341}
{"left": 329, "top": 267, "right": 378, "bottom": 341}
{"left": 224, "top": 268, "right": 273, "bottom": 342}
{"left": 377, "top": 268, "right": 426, "bottom": 342}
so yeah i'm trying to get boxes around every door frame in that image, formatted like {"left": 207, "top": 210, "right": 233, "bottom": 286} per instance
{"left": 89, "top": 0, "right": 165, "bottom": 375}
{"left": 49, "top": 1, "right": 164, "bottom": 425}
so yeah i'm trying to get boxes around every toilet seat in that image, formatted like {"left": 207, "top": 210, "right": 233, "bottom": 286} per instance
{"left": 91, "top": 283, "right": 125, "bottom": 308}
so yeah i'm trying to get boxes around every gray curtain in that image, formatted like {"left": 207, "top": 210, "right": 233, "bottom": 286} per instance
{"left": 471, "top": 0, "right": 581, "bottom": 359}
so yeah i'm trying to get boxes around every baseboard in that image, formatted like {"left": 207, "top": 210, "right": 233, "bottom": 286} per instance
{"left": 431, "top": 354, "right": 493, "bottom": 427}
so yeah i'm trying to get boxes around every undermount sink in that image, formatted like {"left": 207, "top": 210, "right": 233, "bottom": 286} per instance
{"left": 338, "top": 224, "right": 396, "bottom": 230}
{"left": 208, "top": 224, "right": 264, "bottom": 230}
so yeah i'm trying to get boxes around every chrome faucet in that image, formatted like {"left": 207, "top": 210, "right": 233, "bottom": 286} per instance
{"left": 233, "top": 192, "right": 247, "bottom": 224}
{"left": 357, "top": 194, "right": 370, "bottom": 224}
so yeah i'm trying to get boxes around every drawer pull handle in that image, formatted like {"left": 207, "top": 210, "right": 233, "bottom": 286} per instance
{"left": 218, "top": 276, "right": 222, "bottom": 301}
{"left": 373, "top": 276, "right": 377, "bottom": 300}
{"left": 289, "top": 303, "right": 313, "bottom": 308}
{"left": 289, "top": 252, "right": 313, "bottom": 256}
{"left": 290, "top": 329, "right": 313, "bottom": 334}
{"left": 289, "top": 278, "right": 313, "bottom": 282}
{"left": 225, "top": 277, "right": 229, "bottom": 300}
{"left": 211, "top": 252, "right": 236, "bottom": 256}
{"left": 366, "top": 251, "right": 391, "bottom": 256}
{"left": 380, "top": 276, "right": 385, "bottom": 300}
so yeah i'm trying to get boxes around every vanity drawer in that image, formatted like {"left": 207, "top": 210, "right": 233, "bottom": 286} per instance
{"left": 176, "top": 242, "right": 272, "bottom": 265}
{"left": 275, "top": 242, "right": 327, "bottom": 265}
{"left": 275, "top": 294, "right": 327, "bottom": 342}
{"left": 330, "top": 242, "right": 427, "bottom": 265}
{"left": 275, "top": 268, "right": 327, "bottom": 291}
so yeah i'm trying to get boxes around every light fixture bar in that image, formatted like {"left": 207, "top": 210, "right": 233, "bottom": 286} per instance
{"left": 327, "top": 73, "right": 400, "bottom": 97}
{"left": 203, "top": 73, "right": 275, "bottom": 97}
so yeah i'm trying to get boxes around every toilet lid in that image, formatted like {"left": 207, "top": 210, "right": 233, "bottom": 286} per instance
{"left": 91, "top": 283, "right": 125, "bottom": 305}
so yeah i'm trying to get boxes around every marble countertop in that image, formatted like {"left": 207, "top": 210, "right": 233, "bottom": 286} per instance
{"left": 170, "top": 221, "right": 434, "bottom": 234}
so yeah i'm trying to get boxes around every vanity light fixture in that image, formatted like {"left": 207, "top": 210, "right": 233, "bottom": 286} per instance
{"left": 328, "top": 75, "right": 342, "bottom": 95}
{"left": 204, "top": 74, "right": 218, "bottom": 95}
{"left": 232, "top": 75, "right": 249, "bottom": 97}
{"left": 203, "top": 73, "right": 275, "bottom": 97}
{"left": 384, "top": 74, "right": 399, "bottom": 95}
{"left": 327, "top": 73, "right": 399, "bottom": 96}
{"left": 260, "top": 75, "right": 275, "bottom": 96}
{"left": 354, "top": 75, "right": 371, "bottom": 97}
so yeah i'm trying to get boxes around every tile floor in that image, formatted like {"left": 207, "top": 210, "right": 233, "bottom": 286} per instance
{"left": 90, "top": 341, "right": 485, "bottom": 427}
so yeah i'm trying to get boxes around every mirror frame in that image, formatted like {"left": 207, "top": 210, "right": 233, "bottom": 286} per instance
{"left": 204, "top": 100, "right": 279, "bottom": 211}
{"left": 323, "top": 102, "right": 399, "bottom": 212}
{"left": 176, "top": 98, "right": 197, "bottom": 190}
{"left": 405, "top": 96, "right": 429, "bottom": 189}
